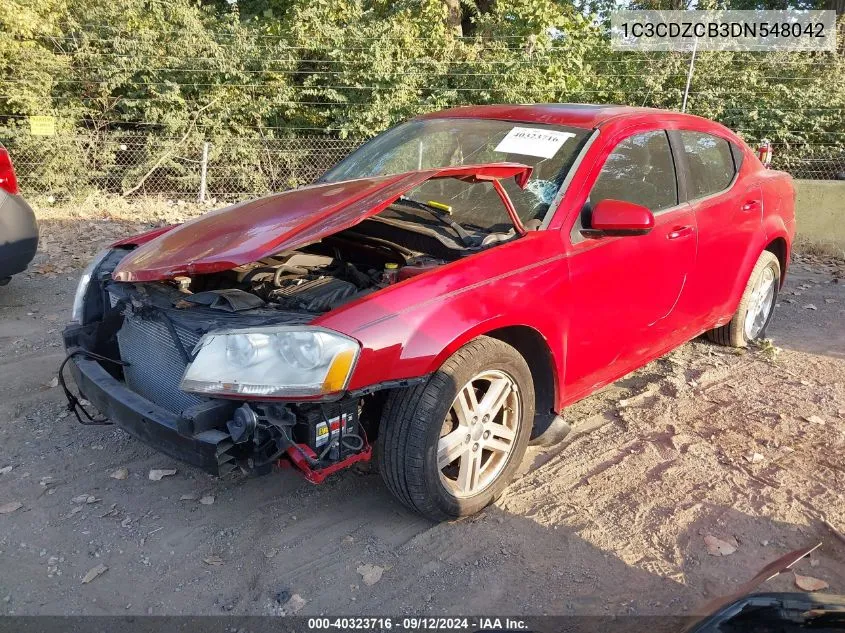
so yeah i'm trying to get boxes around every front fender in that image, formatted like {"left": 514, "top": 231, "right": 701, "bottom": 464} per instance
{"left": 315, "top": 233, "right": 569, "bottom": 399}
{"left": 424, "top": 316, "right": 559, "bottom": 378}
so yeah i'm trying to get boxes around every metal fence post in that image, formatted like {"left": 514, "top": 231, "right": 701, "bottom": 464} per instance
{"left": 198, "top": 141, "right": 210, "bottom": 203}
{"left": 681, "top": 39, "right": 698, "bottom": 114}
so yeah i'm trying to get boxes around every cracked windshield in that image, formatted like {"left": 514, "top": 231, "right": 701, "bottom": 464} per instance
{"left": 323, "top": 118, "right": 590, "bottom": 232}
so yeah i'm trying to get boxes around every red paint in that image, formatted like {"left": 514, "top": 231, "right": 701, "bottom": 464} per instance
{"left": 0, "top": 147, "right": 19, "bottom": 195}
{"left": 417, "top": 103, "right": 656, "bottom": 130}
{"left": 590, "top": 199, "right": 655, "bottom": 233}
{"left": 316, "top": 107, "right": 794, "bottom": 409}
{"left": 109, "top": 105, "right": 795, "bottom": 415}
{"left": 111, "top": 225, "right": 176, "bottom": 247}
{"left": 492, "top": 178, "right": 526, "bottom": 234}
{"left": 111, "top": 163, "right": 531, "bottom": 282}
{"left": 282, "top": 443, "right": 372, "bottom": 484}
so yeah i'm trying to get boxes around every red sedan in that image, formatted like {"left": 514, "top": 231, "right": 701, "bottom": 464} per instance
{"left": 63, "top": 104, "right": 795, "bottom": 521}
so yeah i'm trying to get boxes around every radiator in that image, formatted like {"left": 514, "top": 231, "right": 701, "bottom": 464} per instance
{"left": 115, "top": 306, "right": 205, "bottom": 414}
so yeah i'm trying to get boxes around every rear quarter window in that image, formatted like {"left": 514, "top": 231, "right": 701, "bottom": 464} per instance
{"left": 680, "top": 131, "right": 736, "bottom": 199}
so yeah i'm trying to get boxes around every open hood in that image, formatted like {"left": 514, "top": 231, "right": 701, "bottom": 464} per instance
{"left": 112, "top": 163, "right": 532, "bottom": 282}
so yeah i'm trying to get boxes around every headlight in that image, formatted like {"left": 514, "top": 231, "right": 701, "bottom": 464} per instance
{"left": 180, "top": 326, "right": 361, "bottom": 398}
{"left": 71, "top": 248, "right": 111, "bottom": 323}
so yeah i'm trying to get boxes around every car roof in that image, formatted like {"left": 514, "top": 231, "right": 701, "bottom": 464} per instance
{"left": 416, "top": 103, "right": 710, "bottom": 131}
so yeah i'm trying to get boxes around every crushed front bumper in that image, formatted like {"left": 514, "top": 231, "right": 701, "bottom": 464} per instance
{"left": 67, "top": 353, "right": 239, "bottom": 475}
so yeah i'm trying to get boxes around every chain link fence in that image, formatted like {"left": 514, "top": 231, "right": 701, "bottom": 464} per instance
{"left": 4, "top": 131, "right": 361, "bottom": 201}
{"left": 772, "top": 146, "right": 845, "bottom": 180}
{"left": 4, "top": 129, "right": 844, "bottom": 202}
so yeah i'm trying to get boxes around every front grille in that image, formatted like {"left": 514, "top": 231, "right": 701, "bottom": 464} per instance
{"left": 114, "top": 305, "right": 205, "bottom": 414}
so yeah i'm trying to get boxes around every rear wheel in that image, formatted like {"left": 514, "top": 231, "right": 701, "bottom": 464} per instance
{"left": 707, "top": 250, "right": 780, "bottom": 348}
{"left": 378, "top": 336, "right": 534, "bottom": 521}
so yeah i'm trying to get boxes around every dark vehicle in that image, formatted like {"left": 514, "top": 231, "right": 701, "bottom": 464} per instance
{"left": 689, "top": 592, "right": 845, "bottom": 632}
{"left": 687, "top": 544, "right": 845, "bottom": 632}
{"left": 0, "top": 145, "right": 38, "bottom": 285}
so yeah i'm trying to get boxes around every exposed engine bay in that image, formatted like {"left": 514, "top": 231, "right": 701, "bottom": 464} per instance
{"left": 158, "top": 223, "right": 456, "bottom": 315}
{"left": 128, "top": 201, "right": 523, "bottom": 318}
{"left": 65, "top": 220, "right": 461, "bottom": 480}
{"left": 61, "top": 160, "right": 542, "bottom": 500}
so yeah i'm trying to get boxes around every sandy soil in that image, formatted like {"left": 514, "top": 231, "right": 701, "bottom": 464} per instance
{"left": 1, "top": 204, "right": 844, "bottom": 616}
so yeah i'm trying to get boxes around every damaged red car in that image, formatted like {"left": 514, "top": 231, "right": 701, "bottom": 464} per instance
{"left": 63, "top": 105, "right": 795, "bottom": 521}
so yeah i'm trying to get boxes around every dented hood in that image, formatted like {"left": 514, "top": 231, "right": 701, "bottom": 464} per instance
{"left": 112, "top": 163, "right": 531, "bottom": 282}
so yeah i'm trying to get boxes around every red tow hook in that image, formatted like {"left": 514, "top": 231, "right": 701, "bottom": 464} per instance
{"left": 281, "top": 443, "right": 373, "bottom": 484}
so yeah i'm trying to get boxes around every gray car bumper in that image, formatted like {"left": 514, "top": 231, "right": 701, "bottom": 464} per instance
{"left": 0, "top": 191, "right": 38, "bottom": 280}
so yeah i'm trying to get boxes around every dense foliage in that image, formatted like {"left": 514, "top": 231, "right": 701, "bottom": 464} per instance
{"left": 1, "top": 0, "right": 843, "bottom": 195}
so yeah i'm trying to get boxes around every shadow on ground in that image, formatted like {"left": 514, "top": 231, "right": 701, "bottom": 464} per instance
{"left": 768, "top": 258, "right": 845, "bottom": 359}
{"left": 0, "top": 232, "right": 843, "bottom": 617}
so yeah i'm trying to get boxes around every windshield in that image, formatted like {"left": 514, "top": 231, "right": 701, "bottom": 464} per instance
{"left": 321, "top": 118, "right": 590, "bottom": 232}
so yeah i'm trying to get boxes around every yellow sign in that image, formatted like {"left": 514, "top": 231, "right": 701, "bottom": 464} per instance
{"left": 29, "top": 116, "right": 56, "bottom": 136}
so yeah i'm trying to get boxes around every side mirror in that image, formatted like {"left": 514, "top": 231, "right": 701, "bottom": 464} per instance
{"left": 582, "top": 199, "right": 655, "bottom": 238}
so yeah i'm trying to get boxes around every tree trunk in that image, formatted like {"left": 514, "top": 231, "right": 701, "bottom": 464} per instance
{"left": 824, "top": 0, "right": 844, "bottom": 15}
{"left": 443, "top": 0, "right": 463, "bottom": 36}
{"left": 463, "top": 0, "right": 493, "bottom": 35}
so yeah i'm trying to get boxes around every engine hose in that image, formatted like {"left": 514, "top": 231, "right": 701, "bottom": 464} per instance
{"left": 318, "top": 435, "right": 334, "bottom": 461}
{"left": 242, "top": 264, "right": 307, "bottom": 286}
{"left": 341, "top": 433, "right": 365, "bottom": 451}
{"left": 317, "top": 431, "right": 364, "bottom": 461}
{"left": 273, "top": 265, "right": 307, "bottom": 288}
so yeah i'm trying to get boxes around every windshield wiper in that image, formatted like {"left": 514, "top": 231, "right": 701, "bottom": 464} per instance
{"left": 394, "top": 197, "right": 479, "bottom": 247}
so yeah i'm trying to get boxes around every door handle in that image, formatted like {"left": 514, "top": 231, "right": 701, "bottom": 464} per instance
{"left": 741, "top": 200, "right": 760, "bottom": 212}
{"left": 667, "top": 225, "right": 694, "bottom": 240}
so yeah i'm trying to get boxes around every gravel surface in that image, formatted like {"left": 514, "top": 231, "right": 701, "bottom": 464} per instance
{"left": 1, "top": 224, "right": 843, "bottom": 616}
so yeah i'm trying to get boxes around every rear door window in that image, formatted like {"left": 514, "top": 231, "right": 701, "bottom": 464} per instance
{"left": 589, "top": 130, "right": 678, "bottom": 212}
{"left": 679, "top": 131, "right": 736, "bottom": 199}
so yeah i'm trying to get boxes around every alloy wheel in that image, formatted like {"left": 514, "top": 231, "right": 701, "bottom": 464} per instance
{"left": 436, "top": 369, "right": 521, "bottom": 498}
{"left": 744, "top": 266, "right": 776, "bottom": 340}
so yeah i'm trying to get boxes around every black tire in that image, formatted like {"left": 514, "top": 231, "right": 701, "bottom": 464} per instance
{"left": 377, "top": 336, "right": 535, "bottom": 521}
{"left": 707, "top": 250, "right": 780, "bottom": 348}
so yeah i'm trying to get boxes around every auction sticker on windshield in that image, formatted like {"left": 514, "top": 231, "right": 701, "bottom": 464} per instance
{"left": 494, "top": 127, "right": 577, "bottom": 159}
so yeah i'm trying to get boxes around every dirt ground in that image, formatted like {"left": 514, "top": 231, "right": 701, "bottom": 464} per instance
{"left": 1, "top": 205, "right": 844, "bottom": 616}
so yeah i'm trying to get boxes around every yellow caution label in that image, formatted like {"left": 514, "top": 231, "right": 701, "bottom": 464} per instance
{"left": 29, "top": 116, "right": 56, "bottom": 136}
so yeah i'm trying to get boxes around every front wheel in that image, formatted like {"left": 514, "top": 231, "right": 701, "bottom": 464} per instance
{"left": 707, "top": 250, "right": 780, "bottom": 348}
{"left": 378, "top": 336, "right": 534, "bottom": 521}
